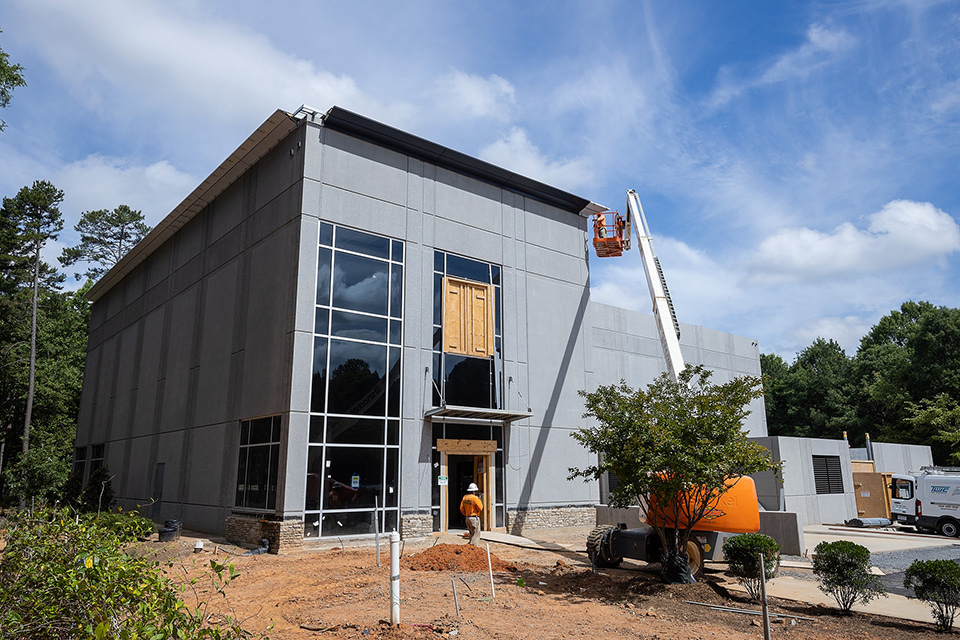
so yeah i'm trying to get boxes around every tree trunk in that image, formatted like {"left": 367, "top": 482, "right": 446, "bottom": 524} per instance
{"left": 20, "top": 238, "right": 40, "bottom": 508}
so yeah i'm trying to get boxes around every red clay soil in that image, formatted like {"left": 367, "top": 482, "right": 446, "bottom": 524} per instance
{"left": 403, "top": 543, "right": 516, "bottom": 572}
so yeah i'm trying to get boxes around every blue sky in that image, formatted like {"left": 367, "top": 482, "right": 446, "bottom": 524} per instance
{"left": 2, "top": 0, "right": 959, "bottom": 359}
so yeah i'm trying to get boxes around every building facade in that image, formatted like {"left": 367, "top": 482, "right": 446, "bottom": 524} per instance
{"left": 74, "top": 107, "right": 768, "bottom": 550}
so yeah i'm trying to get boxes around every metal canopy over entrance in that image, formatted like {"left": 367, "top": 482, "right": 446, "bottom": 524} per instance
{"left": 424, "top": 405, "right": 533, "bottom": 424}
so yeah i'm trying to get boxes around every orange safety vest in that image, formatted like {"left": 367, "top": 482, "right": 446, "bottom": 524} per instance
{"left": 460, "top": 493, "right": 483, "bottom": 517}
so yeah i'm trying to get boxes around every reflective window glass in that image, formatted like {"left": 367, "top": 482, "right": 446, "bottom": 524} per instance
{"left": 309, "top": 416, "right": 324, "bottom": 444}
{"left": 391, "top": 240, "right": 403, "bottom": 263}
{"left": 322, "top": 447, "right": 384, "bottom": 510}
{"left": 444, "top": 354, "right": 493, "bottom": 408}
{"left": 385, "top": 449, "right": 398, "bottom": 508}
{"left": 388, "top": 347, "right": 401, "bottom": 417}
{"left": 327, "top": 339, "right": 387, "bottom": 416}
{"left": 249, "top": 417, "right": 273, "bottom": 444}
{"left": 390, "top": 264, "right": 403, "bottom": 319}
{"left": 326, "top": 417, "right": 384, "bottom": 445}
{"left": 319, "top": 222, "right": 333, "bottom": 246}
{"left": 316, "top": 247, "right": 331, "bottom": 305}
{"left": 332, "top": 253, "right": 389, "bottom": 315}
{"left": 336, "top": 227, "right": 389, "bottom": 259}
{"left": 433, "top": 273, "right": 443, "bottom": 325}
{"left": 389, "top": 320, "right": 402, "bottom": 345}
{"left": 491, "top": 265, "right": 500, "bottom": 285}
{"left": 311, "top": 338, "right": 328, "bottom": 413}
{"left": 446, "top": 254, "right": 490, "bottom": 283}
{"left": 330, "top": 310, "right": 387, "bottom": 342}
{"left": 320, "top": 510, "right": 379, "bottom": 537}
{"left": 305, "top": 446, "right": 324, "bottom": 510}
{"left": 495, "top": 286, "right": 502, "bottom": 335}
{"left": 387, "top": 420, "right": 399, "bottom": 446}
{"left": 315, "top": 307, "right": 329, "bottom": 335}
{"left": 235, "top": 449, "right": 248, "bottom": 506}
{"left": 434, "top": 251, "right": 444, "bottom": 273}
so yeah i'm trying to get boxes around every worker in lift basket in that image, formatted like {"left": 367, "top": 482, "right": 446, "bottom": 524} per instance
{"left": 460, "top": 483, "right": 483, "bottom": 545}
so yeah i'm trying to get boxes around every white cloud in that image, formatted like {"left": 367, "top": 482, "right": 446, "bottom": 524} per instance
{"left": 11, "top": 0, "right": 412, "bottom": 129}
{"left": 432, "top": 70, "right": 515, "bottom": 121}
{"left": 708, "top": 24, "right": 855, "bottom": 108}
{"left": 56, "top": 155, "right": 196, "bottom": 228}
{"left": 478, "top": 128, "right": 594, "bottom": 191}
{"left": 746, "top": 200, "right": 960, "bottom": 284}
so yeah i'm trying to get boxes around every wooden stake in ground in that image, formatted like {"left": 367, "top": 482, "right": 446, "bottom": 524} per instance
{"left": 486, "top": 543, "right": 496, "bottom": 600}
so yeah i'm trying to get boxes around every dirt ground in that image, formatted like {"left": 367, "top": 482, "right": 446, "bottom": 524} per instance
{"left": 155, "top": 529, "right": 944, "bottom": 640}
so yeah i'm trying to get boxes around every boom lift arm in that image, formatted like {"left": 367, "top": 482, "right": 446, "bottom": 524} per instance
{"left": 624, "top": 190, "right": 684, "bottom": 383}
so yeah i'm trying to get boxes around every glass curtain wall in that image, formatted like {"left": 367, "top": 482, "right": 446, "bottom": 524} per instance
{"left": 305, "top": 223, "right": 402, "bottom": 538}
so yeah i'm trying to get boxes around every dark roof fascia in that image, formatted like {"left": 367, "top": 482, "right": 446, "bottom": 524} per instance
{"left": 321, "top": 106, "right": 594, "bottom": 215}
{"left": 86, "top": 109, "right": 299, "bottom": 302}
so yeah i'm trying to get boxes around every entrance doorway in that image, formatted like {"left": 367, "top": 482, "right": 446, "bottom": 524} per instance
{"left": 437, "top": 438, "right": 496, "bottom": 532}
{"left": 447, "top": 454, "right": 486, "bottom": 529}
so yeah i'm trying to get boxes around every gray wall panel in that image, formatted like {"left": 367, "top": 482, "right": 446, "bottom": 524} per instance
{"left": 195, "top": 261, "right": 239, "bottom": 426}
{"left": 435, "top": 168, "right": 501, "bottom": 234}
{"left": 255, "top": 128, "right": 305, "bottom": 212}
{"left": 132, "top": 308, "right": 165, "bottom": 438}
{"left": 186, "top": 425, "right": 228, "bottom": 506}
{"left": 159, "top": 287, "right": 199, "bottom": 433}
{"left": 319, "top": 185, "right": 407, "bottom": 239}
{"left": 321, "top": 129, "right": 408, "bottom": 206}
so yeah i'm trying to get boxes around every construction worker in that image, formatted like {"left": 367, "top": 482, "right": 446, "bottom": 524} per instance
{"left": 459, "top": 482, "right": 483, "bottom": 545}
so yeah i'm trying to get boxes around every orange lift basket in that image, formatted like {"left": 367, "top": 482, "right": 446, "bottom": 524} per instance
{"left": 592, "top": 211, "right": 626, "bottom": 258}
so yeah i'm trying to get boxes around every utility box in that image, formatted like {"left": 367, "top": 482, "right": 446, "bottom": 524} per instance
{"left": 853, "top": 472, "right": 892, "bottom": 519}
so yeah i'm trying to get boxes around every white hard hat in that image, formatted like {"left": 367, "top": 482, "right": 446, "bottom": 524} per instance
{"left": 467, "top": 483, "right": 479, "bottom": 492}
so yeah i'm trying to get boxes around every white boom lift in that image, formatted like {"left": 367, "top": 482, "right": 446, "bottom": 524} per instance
{"left": 593, "top": 189, "right": 684, "bottom": 382}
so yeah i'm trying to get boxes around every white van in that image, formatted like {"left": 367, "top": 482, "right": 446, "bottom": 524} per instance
{"left": 890, "top": 468, "right": 960, "bottom": 537}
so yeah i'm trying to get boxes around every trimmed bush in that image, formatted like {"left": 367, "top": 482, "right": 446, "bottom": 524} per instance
{"left": 722, "top": 533, "right": 781, "bottom": 601}
{"left": 904, "top": 559, "right": 960, "bottom": 632}
{"left": 812, "top": 540, "right": 886, "bottom": 613}
{"left": 0, "top": 507, "right": 256, "bottom": 638}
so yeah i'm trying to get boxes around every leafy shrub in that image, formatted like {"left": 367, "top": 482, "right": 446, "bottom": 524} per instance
{"left": 0, "top": 507, "right": 256, "bottom": 639}
{"left": 722, "top": 533, "right": 781, "bottom": 601}
{"left": 812, "top": 540, "right": 886, "bottom": 613}
{"left": 78, "top": 465, "right": 115, "bottom": 513}
{"left": 85, "top": 509, "right": 156, "bottom": 542}
{"left": 904, "top": 559, "right": 960, "bottom": 632}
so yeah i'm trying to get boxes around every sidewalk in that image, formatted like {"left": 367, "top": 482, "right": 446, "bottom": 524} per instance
{"left": 724, "top": 575, "right": 947, "bottom": 628}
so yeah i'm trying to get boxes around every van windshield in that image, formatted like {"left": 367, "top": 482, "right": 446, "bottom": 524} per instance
{"left": 894, "top": 478, "right": 913, "bottom": 500}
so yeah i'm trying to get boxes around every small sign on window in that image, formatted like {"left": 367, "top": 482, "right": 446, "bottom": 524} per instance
{"left": 438, "top": 475, "right": 448, "bottom": 486}
{"left": 351, "top": 474, "right": 360, "bottom": 489}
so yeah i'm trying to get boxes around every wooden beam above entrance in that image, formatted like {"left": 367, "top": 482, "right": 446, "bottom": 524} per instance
{"left": 437, "top": 438, "right": 497, "bottom": 453}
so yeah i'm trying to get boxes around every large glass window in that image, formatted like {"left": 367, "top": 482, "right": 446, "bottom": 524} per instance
{"left": 306, "top": 223, "right": 402, "bottom": 538}
{"left": 235, "top": 415, "right": 281, "bottom": 510}
{"left": 432, "top": 251, "right": 503, "bottom": 409}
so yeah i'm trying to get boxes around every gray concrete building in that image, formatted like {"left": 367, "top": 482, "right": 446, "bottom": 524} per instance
{"left": 73, "top": 106, "right": 770, "bottom": 551}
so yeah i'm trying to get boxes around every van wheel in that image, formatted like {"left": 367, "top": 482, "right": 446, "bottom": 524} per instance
{"left": 937, "top": 519, "right": 960, "bottom": 538}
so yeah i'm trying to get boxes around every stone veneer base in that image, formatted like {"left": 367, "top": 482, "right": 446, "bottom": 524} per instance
{"left": 504, "top": 505, "right": 595, "bottom": 535}
{"left": 225, "top": 515, "right": 304, "bottom": 554}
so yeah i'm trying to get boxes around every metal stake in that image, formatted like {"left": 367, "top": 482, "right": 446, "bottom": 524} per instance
{"left": 759, "top": 553, "right": 771, "bottom": 640}
{"left": 452, "top": 578, "right": 461, "bottom": 616}
{"left": 486, "top": 542, "right": 496, "bottom": 600}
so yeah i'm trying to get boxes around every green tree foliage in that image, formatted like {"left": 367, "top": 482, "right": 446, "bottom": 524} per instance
{"left": 78, "top": 465, "right": 115, "bottom": 515}
{"left": 761, "top": 301, "right": 960, "bottom": 463}
{"left": 60, "top": 205, "right": 151, "bottom": 281}
{"left": 904, "top": 559, "right": 960, "bottom": 632}
{"left": 0, "top": 507, "right": 257, "bottom": 638}
{"left": 0, "top": 184, "right": 87, "bottom": 505}
{"left": 761, "top": 339, "right": 857, "bottom": 440}
{"left": 570, "top": 365, "right": 781, "bottom": 583}
{"left": 1, "top": 181, "right": 64, "bottom": 466}
{"left": 812, "top": 540, "right": 886, "bottom": 613}
{"left": 722, "top": 533, "right": 781, "bottom": 602}
{"left": 0, "top": 30, "right": 26, "bottom": 131}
